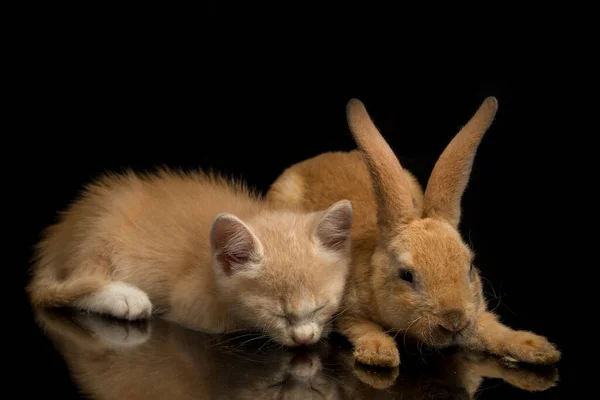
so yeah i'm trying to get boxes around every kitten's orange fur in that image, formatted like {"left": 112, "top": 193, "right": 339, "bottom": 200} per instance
{"left": 26, "top": 168, "right": 354, "bottom": 347}
{"left": 267, "top": 98, "right": 561, "bottom": 366}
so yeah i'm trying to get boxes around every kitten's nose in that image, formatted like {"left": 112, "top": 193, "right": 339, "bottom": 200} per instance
{"left": 438, "top": 309, "right": 469, "bottom": 334}
{"left": 292, "top": 332, "right": 314, "bottom": 345}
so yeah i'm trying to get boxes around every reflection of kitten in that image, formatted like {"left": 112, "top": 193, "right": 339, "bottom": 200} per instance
{"left": 26, "top": 169, "right": 353, "bottom": 346}
{"left": 34, "top": 309, "right": 559, "bottom": 400}
{"left": 216, "top": 349, "right": 343, "bottom": 400}
{"left": 33, "top": 309, "right": 344, "bottom": 400}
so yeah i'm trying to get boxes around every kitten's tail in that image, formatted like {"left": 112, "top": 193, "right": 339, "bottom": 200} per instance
{"left": 26, "top": 268, "right": 106, "bottom": 309}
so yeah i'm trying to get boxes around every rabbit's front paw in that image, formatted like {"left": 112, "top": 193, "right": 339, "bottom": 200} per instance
{"left": 505, "top": 331, "right": 561, "bottom": 365}
{"left": 353, "top": 332, "right": 400, "bottom": 368}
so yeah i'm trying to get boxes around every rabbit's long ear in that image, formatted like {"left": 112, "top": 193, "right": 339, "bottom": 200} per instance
{"left": 346, "top": 99, "right": 417, "bottom": 235}
{"left": 423, "top": 97, "right": 498, "bottom": 228}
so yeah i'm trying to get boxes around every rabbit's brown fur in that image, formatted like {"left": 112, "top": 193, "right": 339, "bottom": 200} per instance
{"left": 267, "top": 97, "right": 561, "bottom": 367}
{"left": 26, "top": 169, "right": 354, "bottom": 347}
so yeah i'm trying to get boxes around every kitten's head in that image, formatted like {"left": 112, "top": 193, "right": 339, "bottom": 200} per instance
{"left": 210, "top": 199, "right": 353, "bottom": 347}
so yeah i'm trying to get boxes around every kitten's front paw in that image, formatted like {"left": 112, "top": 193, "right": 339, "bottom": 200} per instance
{"left": 353, "top": 333, "right": 400, "bottom": 368}
{"left": 75, "top": 282, "right": 153, "bottom": 320}
{"left": 504, "top": 331, "right": 561, "bottom": 365}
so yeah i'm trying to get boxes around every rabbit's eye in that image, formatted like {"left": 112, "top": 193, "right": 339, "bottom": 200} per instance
{"left": 399, "top": 269, "right": 413, "bottom": 283}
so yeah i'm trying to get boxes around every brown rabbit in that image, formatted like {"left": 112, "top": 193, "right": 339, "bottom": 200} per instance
{"left": 266, "top": 97, "right": 561, "bottom": 368}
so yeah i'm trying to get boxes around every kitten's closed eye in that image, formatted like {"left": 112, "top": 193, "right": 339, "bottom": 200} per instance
{"left": 311, "top": 304, "right": 326, "bottom": 318}
{"left": 277, "top": 314, "right": 292, "bottom": 324}
{"left": 276, "top": 304, "right": 327, "bottom": 324}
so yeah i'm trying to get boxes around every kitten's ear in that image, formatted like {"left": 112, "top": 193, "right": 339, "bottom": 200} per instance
{"left": 210, "top": 214, "right": 263, "bottom": 276}
{"left": 314, "top": 200, "right": 353, "bottom": 253}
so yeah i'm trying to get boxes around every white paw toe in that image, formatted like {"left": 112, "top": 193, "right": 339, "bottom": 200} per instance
{"left": 123, "top": 290, "right": 152, "bottom": 320}
{"left": 75, "top": 282, "right": 153, "bottom": 320}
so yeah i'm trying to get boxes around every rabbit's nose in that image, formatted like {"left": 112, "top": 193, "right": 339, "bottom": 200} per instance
{"left": 438, "top": 309, "right": 469, "bottom": 333}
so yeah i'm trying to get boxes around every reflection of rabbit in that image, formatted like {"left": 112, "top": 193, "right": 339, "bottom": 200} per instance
{"left": 33, "top": 308, "right": 558, "bottom": 399}
{"left": 341, "top": 344, "right": 560, "bottom": 396}
{"left": 267, "top": 97, "right": 561, "bottom": 369}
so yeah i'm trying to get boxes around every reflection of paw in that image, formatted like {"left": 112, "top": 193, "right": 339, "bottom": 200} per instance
{"left": 500, "top": 364, "right": 560, "bottom": 392}
{"left": 505, "top": 331, "right": 561, "bottom": 365}
{"left": 353, "top": 363, "right": 399, "bottom": 389}
{"left": 465, "top": 351, "right": 560, "bottom": 393}
{"left": 353, "top": 333, "right": 400, "bottom": 368}
{"left": 75, "top": 282, "right": 153, "bottom": 320}
{"left": 77, "top": 313, "right": 151, "bottom": 349}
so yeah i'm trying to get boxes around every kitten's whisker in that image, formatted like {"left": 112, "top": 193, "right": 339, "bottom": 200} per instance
{"left": 220, "top": 333, "right": 262, "bottom": 341}
{"left": 254, "top": 337, "right": 276, "bottom": 354}
{"left": 327, "top": 301, "right": 356, "bottom": 324}
{"left": 227, "top": 334, "right": 270, "bottom": 352}
{"left": 221, "top": 349, "right": 274, "bottom": 364}
{"left": 218, "top": 328, "right": 249, "bottom": 334}
{"left": 209, "top": 332, "right": 265, "bottom": 348}
{"left": 261, "top": 315, "right": 277, "bottom": 337}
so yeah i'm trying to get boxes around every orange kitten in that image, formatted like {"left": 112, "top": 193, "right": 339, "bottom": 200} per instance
{"left": 26, "top": 168, "right": 353, "bottom": 347}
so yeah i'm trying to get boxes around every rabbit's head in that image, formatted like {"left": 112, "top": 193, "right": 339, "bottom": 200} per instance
{"left": 346, "top": 97, "right": 498, "bottom": 349}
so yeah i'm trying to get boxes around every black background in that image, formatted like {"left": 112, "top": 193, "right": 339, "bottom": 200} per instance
{"left": 10, "top": 6, "right": 588, "bottom": 399}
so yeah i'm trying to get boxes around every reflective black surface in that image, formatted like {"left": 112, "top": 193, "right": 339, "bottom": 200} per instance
{"left": 27, "top": 307, "right": 564, "bottom": 399}
{"left": 28, "top": 310, "right": 559, "bottom": 400}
